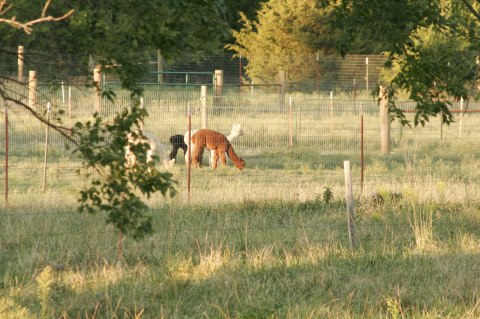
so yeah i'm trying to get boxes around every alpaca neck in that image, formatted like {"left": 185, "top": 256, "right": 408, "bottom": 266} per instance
{"left": 226, "top": 132, "right": 240, "bottom": 142}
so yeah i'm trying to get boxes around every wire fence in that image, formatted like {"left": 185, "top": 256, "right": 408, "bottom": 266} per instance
{"left": 2, "top": 86, "right": 480, "bottom": 205}
{"left": 0, "top": 202, "right": 444, "bottom": 265}
{"left": 2, "top": 51, "right": 480, "bottom": 266}
{"left": 1, "top": 48, "right": 389, "bottom": 93}
{"left": 1, "top": 195, "right": 474, "bottom": 268}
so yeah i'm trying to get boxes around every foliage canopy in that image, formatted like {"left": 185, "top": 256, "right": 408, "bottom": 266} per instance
{"left": 228, "top": 0, "right": 480, "bottom": 126}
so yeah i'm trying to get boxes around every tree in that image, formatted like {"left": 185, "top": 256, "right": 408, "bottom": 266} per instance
{"left": 0, "top": 0, "right": 230, "bottom": 93}
{"left": 227, "top": 0, "right": 332, "bottom": 83}
{"left": 324, "top": 0, "right": 480, "bottom": 126}
{"left": 0, "top": 0, "right": 229, "bottom": 240}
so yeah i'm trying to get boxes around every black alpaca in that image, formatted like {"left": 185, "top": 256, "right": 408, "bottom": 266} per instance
{"left": 169, "top": 134, "right": 188, "bottom": 160}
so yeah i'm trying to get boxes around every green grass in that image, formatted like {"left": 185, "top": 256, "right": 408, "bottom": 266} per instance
{"left": 2, "top": 197, "right": 480, "bottom": 318}
{"left": 3, "top": 140, "right": 480, "bottom": 318}
{"left": 3, "top": 88, "right": 480, "bottom": 317}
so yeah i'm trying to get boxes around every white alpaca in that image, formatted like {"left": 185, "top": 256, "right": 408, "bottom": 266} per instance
{"left": 184, "top": 123, "right": 244, "bottom": 167}
{"left": 125, "top": 130, "right": 175, "bottom": 169}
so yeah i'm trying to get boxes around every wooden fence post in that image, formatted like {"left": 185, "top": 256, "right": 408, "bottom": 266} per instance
{"left": 157, "top": 49, "right": 164, "bottom": 83}
{"left": 343, "top": 160, "right": 357, "bottom": 250}
{"left": 214, "top": 70, "right": 223, "bottom": 97}
{"left": 379, "top": 86, "right": 390, "bottom": 155}
{"left": 28, "top": 70, "right": 37, "bottom": 110}
{"left": 18, "top": 45, "right": 24, "bottom": 82}
{"left": 93, "top": 66, "right": 101, "bottom": 113}
{"left": 201, "top": 85, "right": 208, "bottom": 129}
{"left": 365, "top": 57, "right": 369, "bottom": 99}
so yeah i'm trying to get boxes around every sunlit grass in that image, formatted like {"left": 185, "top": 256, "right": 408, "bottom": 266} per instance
{"left": 3, "top": 88, "right": 480, "bottom": 317}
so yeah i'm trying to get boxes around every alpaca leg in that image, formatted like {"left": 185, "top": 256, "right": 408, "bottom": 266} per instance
{"left": 185, "top": 148, "right": 190, "bottom": 165}
{"left": 191, "top": 145, "right": 203, "bottom": 168}
{"left": 185, "top": 144, "right": 195, "bottom": 166}
{"left": 219, "top": 151, "right": 227, "bottom": 167}
{"left": 169, "top": 135, "right": 184, "bottom": 160}
{"left": 212, "top": 150, "right": 219, "bottom": 169}
{"left": 209, "top": 150, "right": 215, "bottom": 167}
{"left": 170, "top": 144, "right": 179, "bottom": 160}
{"left": 197, "top": 147, "right": 206, "bottom": 166}
{"left": 181, "top": 144, "right": 188, "bottom": 159}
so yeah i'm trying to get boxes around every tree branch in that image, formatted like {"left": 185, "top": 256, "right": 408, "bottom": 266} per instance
{"left": 461, "top": 0, "right": 480, "bottom": 21}
{"left": 0, "top": 78, "right": 77, "bottom": 147}
{"left": 0, "top": 0, "right": 12, "bottom": 15}
{"left": 0, "top": 0, "right": 74, "bottom": 34}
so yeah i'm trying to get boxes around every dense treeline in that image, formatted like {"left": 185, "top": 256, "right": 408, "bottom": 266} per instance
{"left": 3, "top": 0, "right": 480, "bottom": 124}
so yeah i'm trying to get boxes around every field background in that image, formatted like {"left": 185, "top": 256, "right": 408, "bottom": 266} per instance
{"left": 2, "top": 83, "right": 480, "bottom": 317}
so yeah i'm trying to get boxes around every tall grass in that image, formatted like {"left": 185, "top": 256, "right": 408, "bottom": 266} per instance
{"left": 2, "top": 88, "right": 480, "bottom": 317}
{"left": 2, "top": 193, "right": 480, "bottom": 317}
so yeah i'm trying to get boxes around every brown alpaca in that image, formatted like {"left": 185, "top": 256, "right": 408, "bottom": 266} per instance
{"left": 191, "top": 129, "right": 245, "bottom": 170}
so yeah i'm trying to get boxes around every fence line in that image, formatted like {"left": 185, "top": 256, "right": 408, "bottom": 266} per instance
{"left": 3, "top": 87, "right": 480, "bottom": 208}
{"left": 2, "top": 48, "right": 392, "bottom": 93}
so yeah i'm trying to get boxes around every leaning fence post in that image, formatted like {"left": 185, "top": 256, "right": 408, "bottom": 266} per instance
{"left": 344, "top": 160, "right": 357, "bottom": 250}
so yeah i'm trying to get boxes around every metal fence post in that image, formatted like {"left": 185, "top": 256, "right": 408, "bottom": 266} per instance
{"left": 4, "top": 105, "right": 9, "bottom": 207}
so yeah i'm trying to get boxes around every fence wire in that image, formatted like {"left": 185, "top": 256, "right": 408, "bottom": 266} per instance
{"left": 2, "top": 88, "right": 480, "bottom": 205}
{"left": 2, "top": 54, "right": 480, "bottom": 265}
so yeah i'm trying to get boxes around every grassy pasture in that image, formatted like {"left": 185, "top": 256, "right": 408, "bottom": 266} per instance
{"left": 2, "top": 88, "right": 480, "bottom": 317}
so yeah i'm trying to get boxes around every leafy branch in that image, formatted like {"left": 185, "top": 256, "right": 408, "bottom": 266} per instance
{"left": 73, "top": 102, "right": 177, "bottom": 239}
